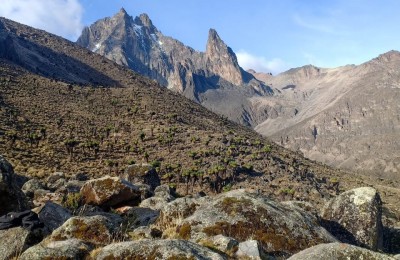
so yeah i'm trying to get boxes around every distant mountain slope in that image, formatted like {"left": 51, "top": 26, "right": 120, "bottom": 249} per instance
{"left": 2, "top": 16, "right": 400, "bottom": 213}
{"left": 251, "top": 52, "right": 400, "bottom": 179}
{"left": 76, "top": 8, "right": 273, "bottom": 127}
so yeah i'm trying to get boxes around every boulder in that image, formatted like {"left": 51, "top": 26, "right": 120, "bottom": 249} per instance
{"left": 92, "top": 239, "right": 225, "bottom": 259}
{"left": 0, "top": 155, "right": 28, "bottom": 215}
{"left": 19, "top": 239, "right": 91, "bottom": 260}
{"left": 47, "top": 172, "right": 65, "bottom": 184}
{"left": 38, "top": 201, "right": 72, "bottom": 233}
{"left": 236, "top": 240, "right": 265, "bottom": 260}
{"left": 80, "top": 176, "right": 141, "bottom": 208}
{"left": 21, "top": 179, "right": 44, "bottom": 198}
{"left": 321, "top": 187, "right": 383, "bottom": 250}
{"left": 154, "top": 184, "right": 175, "bottom": 201}
{"left": 46, "top": 215, "right": 119, "bottom": 246}
{"left": 287, "top": 242, "right": 395, "bottom": 260}
{"left": 0, "top": 227, "right": 42, "bottom": 260}
{"left": 123, "top": 207, "right": 159, "bottom": 228}
{"left": 176, "top": 189, "right": 336, "bottom": 256}
{"left": 200, "top": 234, "right": 238, "bottom": 256}
{"left": 128, "top": 226, "right": 162, "bottom": 240}
{"left": 123, "top": 164, "right": 160, "bottom": 190}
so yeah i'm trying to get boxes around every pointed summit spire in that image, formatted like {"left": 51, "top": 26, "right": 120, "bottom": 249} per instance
{"left": 114, "top": 7, "right": 130, "bottom": 20}
{"left": 119, "top": 7, "right": 128, "bottom": 15}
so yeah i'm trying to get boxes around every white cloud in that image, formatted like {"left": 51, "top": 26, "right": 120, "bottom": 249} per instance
{"left": 293, "top": 14, "right": 334, "bottom": 34}
{"left": 236, "top": 50, "right": 289, "bottom": 75}
{"left": 0, "top": 0, "right": 84, "bottom": 40}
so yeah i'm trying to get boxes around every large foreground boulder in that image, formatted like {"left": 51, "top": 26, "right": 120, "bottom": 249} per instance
{"left": 92, "top": 239, "right": 225, "bottom": 259}
{"left": 0, "top": 155, "right": 28, "bottom": 215}
{"left": 80, "top": 176, "right": 141, "bottom": 208}
{"left": 123, "top": 164, "right": 160, "bottom": 191}
{"left": 321, "top": 187, "right": 383, "bottom": 250}
{"left": 170, "top": 189, "right": 337, "bottom": 257}
{"left": 19, "top": 239, "right": 91, "bottom": 260}
{"left": 38, "top": 201, "right": 72, "bottom": 233}
{"left": 287, "top": 242, "right": 395, "bottom": 260}
{"left": 46, "top": 215, "right": 120, "bottom": 247}
{"left": 0, "top": 227, "right": 42, "bottom": 260}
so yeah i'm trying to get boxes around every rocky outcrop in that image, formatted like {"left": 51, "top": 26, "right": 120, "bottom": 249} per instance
{"left": 46, "top": 215, "right": 119, "bottom": 246}
{"left": 161, "top": 190, "right": 336, "bottom": 257}
{"left": 92, "top": 239, "right": 225, "bottom": 259}
{"left": 0, "top": 227, "right": 42, "bottom": 260}
{"left": 0, "top": 155, "right": 28, "bottom": 215}
{"left": 76, "top": 9, "right": 271, "bottom": 126}
{"left": 19, "top": 239, "right": 91, "bottom": 260}
{"left": 321, "top": 187, "right": 383, "bottom": 250}
{"left": 236, "top": 240, "right": 266, "bottom": 260}
{"left": 287, "top": 242, "right": 395, "bottom": 260}
{"left": 123, "top": 164, "right": 160, "bottom": 191}
{"left": 80, "top": 176, "right": 141, "bottom": 208}
{"left": 38, "top": 201, "right": 72, "bottom": 233}
{"left": 21, "top": 179, "right": 44, "bottom": 198}
{"left": 205, "top": 29, "right": 243, "bottom": 86}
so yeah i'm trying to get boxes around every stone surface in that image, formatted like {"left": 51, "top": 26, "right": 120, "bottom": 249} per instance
{"left": 21, "top": 178, "right": 44, "bottom": 198}
{"left": 123, "top": 164, "right": 160, "bottom": 191}
{"left": 19, "top": 239, "right": 91, "bottom": 260}
{"left": 128, "top": 226, "right": 162, "bottom": 240}
{"left": 124, "top": 207, "right": 159, "bottom": 228}
{"left": 178, "top": 189, "right": 337, "bottom": 256}
{"left": 287, "top": 242, "right": 395, "bottom": 260}
{"left": 154, "top": 184, "right": 175, "bottom": 201}
{"left": 46, "top": 215, "right": 118, "bottom": 246}
{"left": 92, "top": 239, "right": 225, "bottom": 259}
{"left": 38, "top": 201, "right": 72, "bottom": 233}
{"left": 201, "top": 234, "right": 238, "bottom": 256}
{"left": 80, "top": 176, "right": 141, "bottom": 208}
{"left": 236, "top": 240, "right": 265, "bottom": 260}
{"left": 321, "top": 187, "right": 383, "bottom": 250}
{"left": 0, "top": 227, "right": 42, "bottom": 260}
{"left": 0, "top": 155, "right": 28, "bottom": 215}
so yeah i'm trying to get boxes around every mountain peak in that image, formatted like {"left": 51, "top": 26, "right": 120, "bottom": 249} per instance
{"left": 138, "top": 13, "right": 153, "bottom": 28}
{"left": 205, "top": 28, "right": 244, "bottom": 86}
{"left": 114, "top": 7, "right": 130, "bottom": 19}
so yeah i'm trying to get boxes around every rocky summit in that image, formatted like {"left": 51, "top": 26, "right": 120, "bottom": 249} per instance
{"left": 1, "top": 10, "right": 400, "bottom": 260}
{"left": 77, "top": 8, "right": 273, "bottom": 127}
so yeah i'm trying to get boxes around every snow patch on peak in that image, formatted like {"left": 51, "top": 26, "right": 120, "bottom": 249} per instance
{"left": 92, "top": 43, "right": 101, "bottom": 52}
{"left": 133, "top": 24, "right": 143, "bottom": 36}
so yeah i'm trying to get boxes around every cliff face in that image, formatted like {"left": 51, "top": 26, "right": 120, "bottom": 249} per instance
{"left": 76, "top": 9, "right": 273, "bottom": 126}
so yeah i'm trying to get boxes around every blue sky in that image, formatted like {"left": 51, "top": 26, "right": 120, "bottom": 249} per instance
{"left": 1, "top": 0, "right": 400, "bottom": 74}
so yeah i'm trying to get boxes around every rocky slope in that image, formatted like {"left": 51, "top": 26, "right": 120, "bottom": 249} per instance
{"left": 76, "top": 8, "right": 273, "bottom": 127}
{"left": 251, "top": 53, "right": 400, "bottom": 179}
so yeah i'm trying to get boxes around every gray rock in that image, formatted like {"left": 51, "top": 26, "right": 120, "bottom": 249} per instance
{"left": 236, "top": 240, "right": 265, "bottom": 260}
{"left": 47, "top": 172, "right": 65, "bottom": 184}
{"left": 21, "top": 179, "right": 44, "bottom": 198}
{"left": 287, "top": 242, "right": 395, "bottom": 260}
{"left": 80, "top": 176, "right": 141, "bottom": 208}
{"left": 0, "top": 227, "right": 42, "bottom": 260}
{"left": 0, "top": 155, "right": 28, "bottom": 215}
{"left": 92, "top": 239, "right": 225, "bottom": 259}
{"left": 123, "top": 164, "right": 160, "bottom": 191}
{"left": 19, "top": 239, "right": 91, "bottom": 260}
{"left": 46, "top": 215, "right": 119, "bottom": 246}
{"left": 124, "top": 207, "right": 159, "bottom": 228}
{"left": 201, "top": 235, "right": 238, "bottom": 256}
{"left": 178, "top": 189, "right": 336, "bottom": 256}
{"left": 321, "top": 187, "right": 383, "bottom": 250}
{"left": 38, "top": 201, "right": 72, "bottom": 233}
{"left": 128, "top": 226, "right": 162, "bottom": 240}
{"left": 47, "top": 178, "right": 66, "bottom": 192}
{"left": 154, "top": 184, "right": 175, "bottom": 201}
